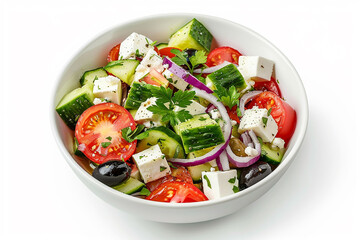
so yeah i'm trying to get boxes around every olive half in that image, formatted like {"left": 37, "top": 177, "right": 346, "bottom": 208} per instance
{"left": 239, "top": 161, "right": 272, "bottom": 190}
{"left": 92, "top": 160, "right": 131, "bottom": 187}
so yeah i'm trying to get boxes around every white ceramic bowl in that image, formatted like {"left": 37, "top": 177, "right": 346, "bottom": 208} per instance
{"left": 50, "top": 13, "right": 308, "bottom": 223}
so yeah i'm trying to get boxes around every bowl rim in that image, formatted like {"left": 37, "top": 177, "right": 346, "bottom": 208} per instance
{"left": 50, "top": 12, "right": 309, "bottom": 208}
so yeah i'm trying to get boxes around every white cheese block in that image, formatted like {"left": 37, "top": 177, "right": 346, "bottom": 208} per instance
{"left": 173, "top": 100, "right": 206, "bottom": 116}
{"left": 237, "top": 56, "right": 274, "bottom": 82}
{"left": 272, "top": 137, "right": 285, "bottom": 149}
{"left": 202, "top": 170, "right": 239, "bottom": 200}
{"left": 134, "top": 97, "right": 157, "bottom": 122}
{"left": 132, "top": 144, "right": 171, "bottom": 183}
{"left": 162, "top": 69, "right": 189, "bottom": 91}
{"left": 239, "top": 106, "right": 278, "bottom": 142}
{"left": 133, "top": 49, "right": 164, "bottom": 82}
{"left": 92, "top": 76, "right": 121, "bottom": 105}
{"left": 93, "top": 98, "right": 108, "bottom": 105}
{"left": 119, "top": 32, "right": 154, "bottom": 60}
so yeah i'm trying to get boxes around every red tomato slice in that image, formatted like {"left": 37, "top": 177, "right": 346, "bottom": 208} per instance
{"left": 226, "top": 105, "right": 240, "bottom": 124}
{"left": 253, "top": 76, "right": 282, "bottom": 98}
{"left": 107, "top": 44, "right": 120, "bottom": 62}
{"left": 246, "top": 91, "right": 296, "bottom": 143}
{"left": 146, "top": 165, "right": 193, "bottom": 192}
{"left": 146, "top": 182, "right": 208, "bottom": 203}
{"left": 141, "top": 69, "right": 169, "bottom": 87}
{"left": 158, "top": 47, "right": 181, "bottom": 58}
{"left": 75, "top": 103, "right": 137, "bottom": 164}
{"left": 206, "top": 46, "right": 242, "bottom": 67}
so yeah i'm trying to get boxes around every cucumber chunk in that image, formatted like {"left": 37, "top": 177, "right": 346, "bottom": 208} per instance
{"left": 174, "top": 114, "right": 225, "bottom": 154}
{"left": 80, "top": 67, "right": 108, "bottom": 86}
{"left": 187, "top": 163, "right": 213, "bottom": 183}
{"left": 104, "top": 59, "right": 139, "bottom": 85}
{"left": 112, "top": 177, "right": 145, "bottom": 195}
{"left": 156, "top": 43, "right": 168, "bottom": 50}
{"left": 136, "top": 126, "right": 185, "bottom": 159}
{"left": 260, "top": 143, "right": 285, "bottom": 165}
{"left": 73, "top": 137, "right": 85, "bottom": 157}
{"left": 56, "top": 84, "right": 94, "bottom": 130}
{"left": 168, "top": 18, "right": 213, "bottom": 52}
{"left": 124, "top": 82, "right": 156, "bottom": 109}
{"left": 206, "top": 64, "right": 246, "bottom": 91}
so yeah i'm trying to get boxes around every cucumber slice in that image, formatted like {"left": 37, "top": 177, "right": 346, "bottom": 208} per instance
{"left": 168, "top": 18, "right": 213, "bottom": 52}
{"left": 124, "top": 82, "right": 156, "bottom": 109}
{"left": 56, "top": 84, "right": 94, "bottom": 130}
{"left": 174, "top": 114, "right": 225, "bottom": 154}
{"left": 112, "top": 177, "right": 145, "bottom": 195}
{"left": 206, "top": 64, "right": 246, "bottom": 91}
{"left": 260, "top": 143, "right": 285, "bottom": 165}
{"left": 80, "top": 67, "right": 108, "bottom": 86}
{"left": 104, "top": 59, "right": 139, "bottom": 85}
{"left": 156, "top": 43, "right": 168, "bottom": 50}
{"left": 73, "top": 137, "right": 85, "bottom": 157}
{"left": 136, "top": 126, "right": 185, "bottom": 159}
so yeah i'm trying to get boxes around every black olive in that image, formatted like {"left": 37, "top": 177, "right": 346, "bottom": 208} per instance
{"left": 239, "top": 161, "right": 272, "bottom": 190}
{"left": 92, "top": 160, "right": 131, "bottom": 187}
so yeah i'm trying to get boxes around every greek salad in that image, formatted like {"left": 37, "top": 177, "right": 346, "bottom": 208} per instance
{"left": 56, "top": 18, "right": 297, "bottom": 203}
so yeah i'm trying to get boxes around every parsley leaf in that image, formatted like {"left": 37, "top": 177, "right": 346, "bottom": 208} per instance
{"left": 170, "top": 49, "right": 190, "bottom": 69}
{"left": 228, "top": 177, "right": 237, "bottom": 184}
{"left": 204, "top": 175, "right": 212, "bottom": 189}
{"left": 170, "top": 49, "right": 207, "bottom": 74}
{"left": 121, "top": 125, "right": 149, "bottom": 143}
{"left": 213, "top": 85, "right": 241, "bottom": 109}
{"left": 233, "top": 185, "right": 240, "bottom": 193}
{"left": 145, "top": 86, "right": 195, "bottom": 126}
{"left": 189, "top": 50, "right": 207, "bottom": 70}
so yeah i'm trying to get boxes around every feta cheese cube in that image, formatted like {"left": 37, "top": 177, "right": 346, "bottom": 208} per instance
{"left": 245, "top": 146, "right": 259, "bottom": 156}
{"left": 237, "top": 56, "right": 274, "bottom": 82}
{"left": 132, "top": 144, "right": 171, "bottom": 183}
{"left": 133, "top": 49, "right": 164, "bottom": 82}
{"left": 162, "top": 69, "right": 189, "bottom": 91}
{"left": 209, "top": 109, "right": 221, "bottom": 120}
{"left": 93, "top": 76, "right": 121, "bottom": 104}
{"left": 173, "top": 100, "right": 206, "bottom": 116}
{"left": 134, "top": 97, "right": 157, "bottom": 122}
{"left": 119, "top": 32, "right": 154, "bottom": 60}
{"left": 239, "top": 106, "right": 278, "bottom": 142}
{"left": 202, "top": 170, "right": 239, "bottom": 200}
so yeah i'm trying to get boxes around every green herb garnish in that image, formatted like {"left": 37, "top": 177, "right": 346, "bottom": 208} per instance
{"left": 145, "top": 86, "right": 195, "bottom": 126}
{"left": 213, "top": 85, "right": 241, "bottom": 109}
{"left": 232, "top": 185, "right": 240, "bottom": 193}
{"left": 203, "top": 175, "right": 212, "bottom": 189}
{"left": 121, "top": 124, "right": 149, "bottom": 143}
{"left": 267, "top": 108, "right": 272, "bottom": 116}
{"left": 228, "top": 177, "right": 236, "bottom": 184}
{"left": 170, "top": 49, "right": 207, "bottom": 74}
{"left": 101, "top": 141, "right": 111, "bottom": 148}
{"left": 262, "top": 117, "right": 268, "bottom": 127}
{"left": 160, "top": 166, "right": 167, "bottom": 172}
{"left": 168, "top": 162, "right": 178, "bottom": 169}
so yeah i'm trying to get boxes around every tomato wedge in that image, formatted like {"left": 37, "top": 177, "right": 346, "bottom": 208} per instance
{"left": 75, "top": 103, "right": 137, "bottom": 164}
{"left": 253, "top": 76, "right": 282, "bottom": 98}
{"left": 226, "top": 105, "right": 240, "bottom": 124}
{"left": 146, "top": 165, "right": 193, "bottom": 192}
{"left": 246, "top": 91, "right": 296, "bottom": 143}
{"left": 146, "top": 182, "right": 208, "bottom": 203}
{"left": 158, "top": 47, "right": 181, "bottom": 58}
{"left": 107, "top": 44, "right": 120, "bottom": 62}
{"left": 206, "top": 46, "right": 242, "bottom": 67}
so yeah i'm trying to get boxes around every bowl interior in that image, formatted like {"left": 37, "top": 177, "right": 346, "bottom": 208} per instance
{"left": 52, "top": 13, "right": 308, "bottom": 208}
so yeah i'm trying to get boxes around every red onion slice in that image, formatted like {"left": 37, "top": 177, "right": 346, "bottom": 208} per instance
{"left": 168, "top": 87, "right": 232, "bottom": 167}
{"left": 226, "top": 130, "right": 261, "bottom": 168}
{"left": 193, "top": 61, "right": 235, "bottom": 74}
{"left": 239, "top": 91, "right": 263, "bottom": 116}
{"left": 216, "top": 150, "right": 230, "bottom": 171}
{"left": 163, "top": 57, "right": 213, "bottom": 93}
{"left": 205, "top": 104, "right": 216, "bottom": 113}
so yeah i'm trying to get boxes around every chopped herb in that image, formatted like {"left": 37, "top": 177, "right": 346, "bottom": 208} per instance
{"left": 145, "top": 86, "right": 195, "bottom": 126}
{"left": 170, "top": 49, "right": 207, "bottom": 74}
{"left": 168, "top": 162, "right": 178, "bottom": 169}
{"left": 228, "top": 177, "right": 236, "bottom": 184}
{"left": 267, "top": 108, "right": 272, "bottom": 116}
{"left": 150, "top": 40, "right": 157, "bottom": 47}
{"left": 161, "top": 154, "right": 165, "bottom": 159}
{"left": 121, "top": 125, "right": 149, "bottom": 143}
{"left": 213, "top": 85, "right": 241, "bottom": 109}
{"left": 199, "top": 116, "right": 207, "bottom": 121}
{"left": 276, "top": 79, "right": 280, "bottom": 84}
{"left": 232, "top": 185, "right": 240, "bottom": 193}
{"left": 135, "top": 49, "right": 143, "bottom": 58}
{"left": 106, "top": 136, "right": 112, "bottom": 141}
{"left": 101, "top": 141, "right": 111, "bottom": 148}
{"left": 146, "top": 143, "right": 153, "bottom": 146}
{"left": 139, "top": 155, "right": 144, "bottom": 159}
{"left": 138, "top": 187, "right": 151, "bottom": 196}
{"left": 262, "top": 117, "right": 268, "bottom": 127}
{"left": 203, "top": 175, "right": 212, "bottom": 189}
{"left": 160, "top": 166, "right": 167, "bottom": 172}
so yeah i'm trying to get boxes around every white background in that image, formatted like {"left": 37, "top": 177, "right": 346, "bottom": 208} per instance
{"left": 1, "top": 0, "right": 359, "bottom": 239}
